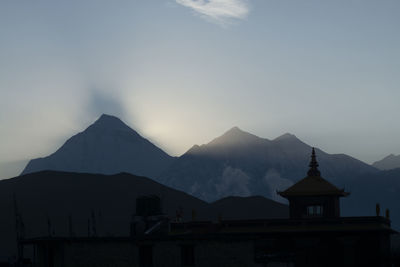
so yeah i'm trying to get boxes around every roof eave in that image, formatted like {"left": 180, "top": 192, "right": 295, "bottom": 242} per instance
{"left": 277, "top": 191, "right": 350, "bottom": 198}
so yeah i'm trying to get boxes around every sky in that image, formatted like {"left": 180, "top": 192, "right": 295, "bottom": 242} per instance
{"left": 1, "top": 0, "right": 400, "bottom": 179}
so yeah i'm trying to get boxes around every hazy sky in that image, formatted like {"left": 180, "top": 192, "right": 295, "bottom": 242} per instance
{"left": 1, "top": 0, "right": 400, "bottom": 178}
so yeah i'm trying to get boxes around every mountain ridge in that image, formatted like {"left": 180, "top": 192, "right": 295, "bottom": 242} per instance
{"left": 372, "top": 154, "right": 400, "bottom": 170}
{"left": 21, "top": 114, "right": 175, "bottom": 177}
{"left": 158, "top": 126, "right": 378, "bottom": 202}
{"left": 20, "top": 114, "right": 378, "bottom": 204}
{"left": 207, "top": 126, "right": 267, "bottom": 147}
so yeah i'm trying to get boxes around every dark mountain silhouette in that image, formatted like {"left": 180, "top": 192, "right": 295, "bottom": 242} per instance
{"left": 372, "top": 154, "right": 400, "bottom": 170}
{"left": 0, "top": 171, "right": 288, "bottom": 260}
{"left": 158, "top": 127, "right": 378, "bottom": 202}
{"left": 341, "top": 168, "right": 400, "bottom": 230}
{"left": 21, "top": 114, "right": 175, "bottom": 178}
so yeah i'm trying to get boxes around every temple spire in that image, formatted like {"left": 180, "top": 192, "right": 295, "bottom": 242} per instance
{"left": 307, "top": 147, "right": 321, "bottom": 177}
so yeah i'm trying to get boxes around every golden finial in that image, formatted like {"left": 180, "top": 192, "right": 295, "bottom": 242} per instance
{"left": 376, "top": 203, "right": 380, "bottom": 216}
{"left": 386, "top": 208, "right": 390, "bottom": 219}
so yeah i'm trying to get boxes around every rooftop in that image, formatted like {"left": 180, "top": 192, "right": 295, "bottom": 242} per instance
{"left": 278, "top": 148, "right": 349, "bottom": 197}
{"left": 20, "top": 216, "right": 395, "bottom": 245}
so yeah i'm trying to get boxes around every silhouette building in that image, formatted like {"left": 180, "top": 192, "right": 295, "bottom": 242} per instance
{"left": 278, "top": 148, "right": 349, "bottom": 219}
{"left": 20, "top": 149, "right": 396, "bottom": 267}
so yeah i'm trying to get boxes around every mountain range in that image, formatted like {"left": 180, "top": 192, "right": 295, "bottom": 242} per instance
{"left": 157, "top": 126, "right": 378, "bottom": 202}
{"left": 17, "top": 114, "right": 400, "bottom": 230}
{"left": 21, "top": 114, "right": 379, "bottom": 203}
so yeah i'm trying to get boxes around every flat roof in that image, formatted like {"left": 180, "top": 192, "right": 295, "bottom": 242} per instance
{"left": 20, "top": 216, "right": 396, "bottom": 245}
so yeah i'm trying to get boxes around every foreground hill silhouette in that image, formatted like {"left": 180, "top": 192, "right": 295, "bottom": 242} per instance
{"left": 21, "top": 114, "right": 175, "bottom": 178}
{"left": 0, "top": 171, "right": 288, "bottom": 260}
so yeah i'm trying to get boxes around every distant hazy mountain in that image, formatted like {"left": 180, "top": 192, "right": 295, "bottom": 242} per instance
{"left": 0, "top": 171, "right": 288, "bottom": 260}
{"left": 21, "top": 114, "right": 175, "bottom": 178}
{"left": 372, "top": 154, "right": 400, "bottom": 170}
{"left": 158, "top": 127, "right": 378, "bottom": 202}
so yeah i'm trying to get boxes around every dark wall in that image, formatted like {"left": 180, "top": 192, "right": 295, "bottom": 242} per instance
{"left": 288, "top": 196, "right": 340, "bottom": 218}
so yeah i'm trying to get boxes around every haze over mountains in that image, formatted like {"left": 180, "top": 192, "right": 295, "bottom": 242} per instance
{"left": 17, "top": 114, "right": 400, "bottom": 229}
{"left": 21, "top": 114, "right": 381, "bottom": 203}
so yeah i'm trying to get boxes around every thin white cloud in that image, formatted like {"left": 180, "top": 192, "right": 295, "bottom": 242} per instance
{"left": 176, "top": 0, "right": 250, "bottom": 24}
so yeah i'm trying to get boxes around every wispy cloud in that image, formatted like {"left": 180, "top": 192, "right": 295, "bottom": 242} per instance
{"left": 216, "top": 166, "right": 251, "bottom": 197}
{"left": 176, "top": 0, "right": 250, "bottom": 25}
{"left": 263, "top": 169, "right": 293, "bottom": 203}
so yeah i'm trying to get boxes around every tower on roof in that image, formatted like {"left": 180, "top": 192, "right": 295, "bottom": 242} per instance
{"left": 278, "top": 148, "right": 349, "bottom": 219}
{"left": 307, "top": 147, "right": 320, "bottom": 177}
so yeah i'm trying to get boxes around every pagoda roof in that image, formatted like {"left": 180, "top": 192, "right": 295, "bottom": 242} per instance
{"left": 278, "top": 148, "right": 349, "bottom": 198}
{"left": 278, "top": 175, "right": 349, "bottom": 197}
